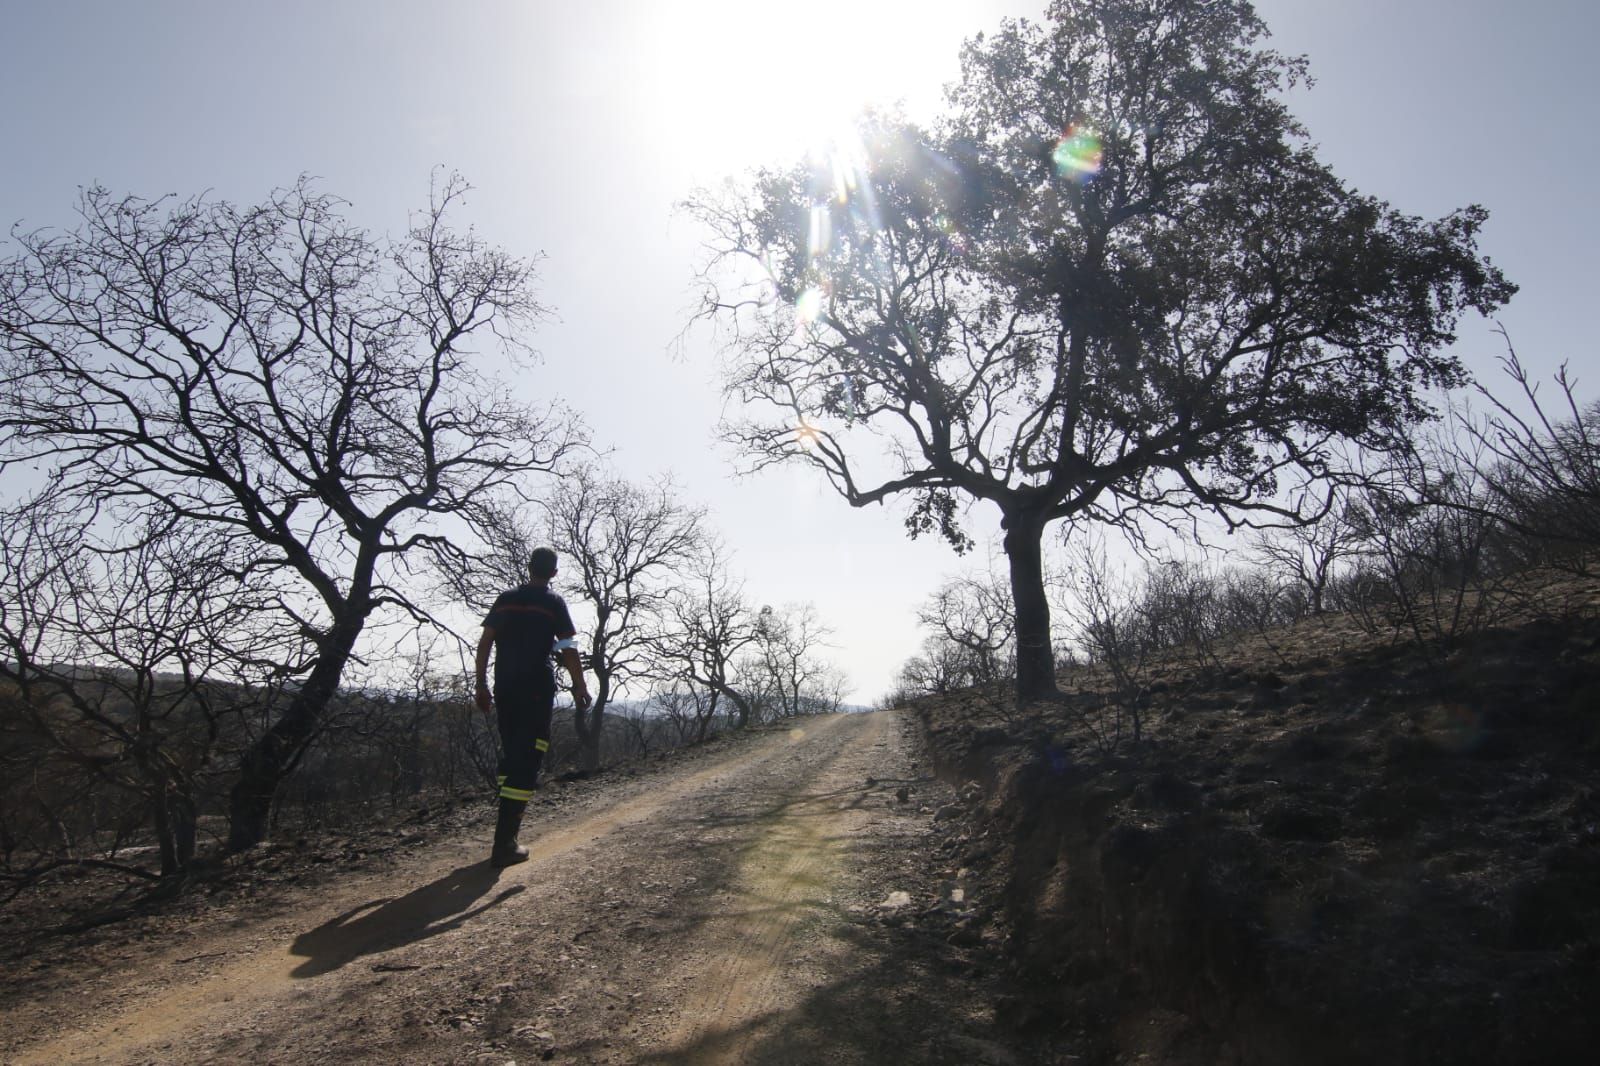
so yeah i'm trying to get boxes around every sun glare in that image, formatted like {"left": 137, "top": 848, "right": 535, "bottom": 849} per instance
{"left": 634, "top": 1, "right": 964, "bottom": 178}
{"left": 634, "top": 4, "right": 1015, "bottom": 351}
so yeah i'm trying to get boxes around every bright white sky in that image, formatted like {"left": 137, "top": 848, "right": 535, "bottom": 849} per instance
{"left": 2, "top": 0, "right": 1595, "bottom": 703}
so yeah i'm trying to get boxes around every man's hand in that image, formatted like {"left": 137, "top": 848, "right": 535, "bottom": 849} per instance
{"left": 474, "top": 627, "right": 496, "bottom": 716}
{"left": 558, "top": 645, "right": 590, "bottom": 712}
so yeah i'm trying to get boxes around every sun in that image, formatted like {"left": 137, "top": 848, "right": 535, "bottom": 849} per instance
{"left": 631, "top": 0, "right": 977, "bottom": 179}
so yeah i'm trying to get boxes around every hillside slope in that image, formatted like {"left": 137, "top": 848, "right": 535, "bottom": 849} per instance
{"left": 913, "top": 572, "right": 1600, "bottom": 1065}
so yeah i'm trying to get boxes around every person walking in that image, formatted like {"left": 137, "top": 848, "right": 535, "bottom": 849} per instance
{"left": 474, "top": 547, "right": 591, "bottom": 868}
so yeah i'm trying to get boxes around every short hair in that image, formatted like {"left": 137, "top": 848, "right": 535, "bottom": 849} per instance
{"left": 528, "top": 547, "right": 559, "bottom": 579}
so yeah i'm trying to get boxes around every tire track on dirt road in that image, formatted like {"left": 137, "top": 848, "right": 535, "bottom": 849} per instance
{"left": 657, "top": 710, "right": 892, "bottom": 1064}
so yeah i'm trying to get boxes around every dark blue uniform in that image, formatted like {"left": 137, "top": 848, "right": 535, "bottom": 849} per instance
{"left": 483, "top": 584, "right": 577, "bottom": 801}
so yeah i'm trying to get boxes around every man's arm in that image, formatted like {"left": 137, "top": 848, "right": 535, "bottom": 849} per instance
{"left": 474, "top": 627, "right": 495, "bottom": 714}
{"left": 559, "top": 645, "right": 591, "bottom": 711}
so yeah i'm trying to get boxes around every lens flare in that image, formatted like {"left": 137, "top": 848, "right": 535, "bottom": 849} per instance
{"left": 830, "top": 139, "right": 864, "bottom": 205}
{"left": 1052, "top": 124, "right": 1103, "bottom": 180}
{"left": 933, "top": 213, "right": 969, "bottom": 254}
{"left": 812, "top": 129, "right": 870, "bottom": 201}
{"left": 778, "top": 125, "right": 903, "bottom": 341}
{"left": 809, "top": 127, "right": 883, "bottom": 242}
{"left": 1426, "top": 702, "right": 1486, "bottom": 754}
{"left": 796, "top": 286, "right": 826, "bottom": 325}
{"left": 795, "top": 418, "right": 822, "bottom": 451}
{"left": 808, "top": 204, "right": 832, "bottom": 259}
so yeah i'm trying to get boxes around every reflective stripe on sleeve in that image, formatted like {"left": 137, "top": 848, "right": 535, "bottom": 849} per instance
{"left": 535, "top": 738, "right": 550, "bottom": 752}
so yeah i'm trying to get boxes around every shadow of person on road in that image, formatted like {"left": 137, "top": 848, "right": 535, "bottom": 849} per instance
{"left": 289, "top": 862, "right": 524, "bottom": 978}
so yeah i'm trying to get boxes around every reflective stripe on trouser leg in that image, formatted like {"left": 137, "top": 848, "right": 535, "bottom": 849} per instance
{"left": 499, "top": 783, "right": 536, "bottom": 801}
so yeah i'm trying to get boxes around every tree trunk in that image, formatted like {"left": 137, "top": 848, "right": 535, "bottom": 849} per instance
{"left": 696, "top": 691, "right": 720, "bottom": 743}
{"left": 172, "top": 790, "right": 196, "bottom": 871}
{"left": 152, "top": 783, "right": 197, "bottom": 876}
{"left": 578, "top": 708, "right": 603, "bottom": 771}
{"left": 576, "top": 671, "right": 608, "bottom": 773}
{"left": 151, "top": 791, "right": 179, "bottom": 877}
{"left": 713, "top": 681, "right": 752, "bottom": 730}
{"left": 1003, "top": 510, "right": 1057, "bottom": 704}
{"left": 225, "top": 621, "right": 361, "bottom": 852}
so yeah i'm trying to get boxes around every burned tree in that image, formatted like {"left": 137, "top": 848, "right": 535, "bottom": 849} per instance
{"left": 918, "top": 570, "right": 1017, "bottom": 691}
{"left": 0, "top": 176, "right": 583, "bottom": 849}
{"left": 745, "top": 604, "right": 848, "bottom": 719}
{"left": 653, "top": 539, "right": 763, "bottom": 732}
{"left": 0, "top": 496, "right": 296, "bottom": 875}
{"left": 544, "top": 469, "right": 704, "bottom": 771}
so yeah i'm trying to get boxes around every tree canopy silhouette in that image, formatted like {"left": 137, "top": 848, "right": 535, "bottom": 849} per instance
{"left": 688, "top": 0, "right": 1514, "bottom": 701}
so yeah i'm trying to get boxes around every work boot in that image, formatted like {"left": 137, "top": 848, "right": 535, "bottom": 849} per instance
{"left": 490, "top": 797, "right": 529, "bottom": 868}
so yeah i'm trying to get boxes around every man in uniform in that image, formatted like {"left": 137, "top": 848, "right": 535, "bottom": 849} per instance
{"left": 474, "top": 547, "right": 591, "bottom": 868}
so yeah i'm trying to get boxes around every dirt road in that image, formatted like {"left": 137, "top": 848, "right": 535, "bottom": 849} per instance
{"left": 3, "top": 711, "right": 1028, "bottom": 1065}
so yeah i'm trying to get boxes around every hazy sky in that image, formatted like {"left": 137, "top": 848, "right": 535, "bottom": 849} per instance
{"left": 2, "top": 0, "right": 1595, "bottom": 702}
